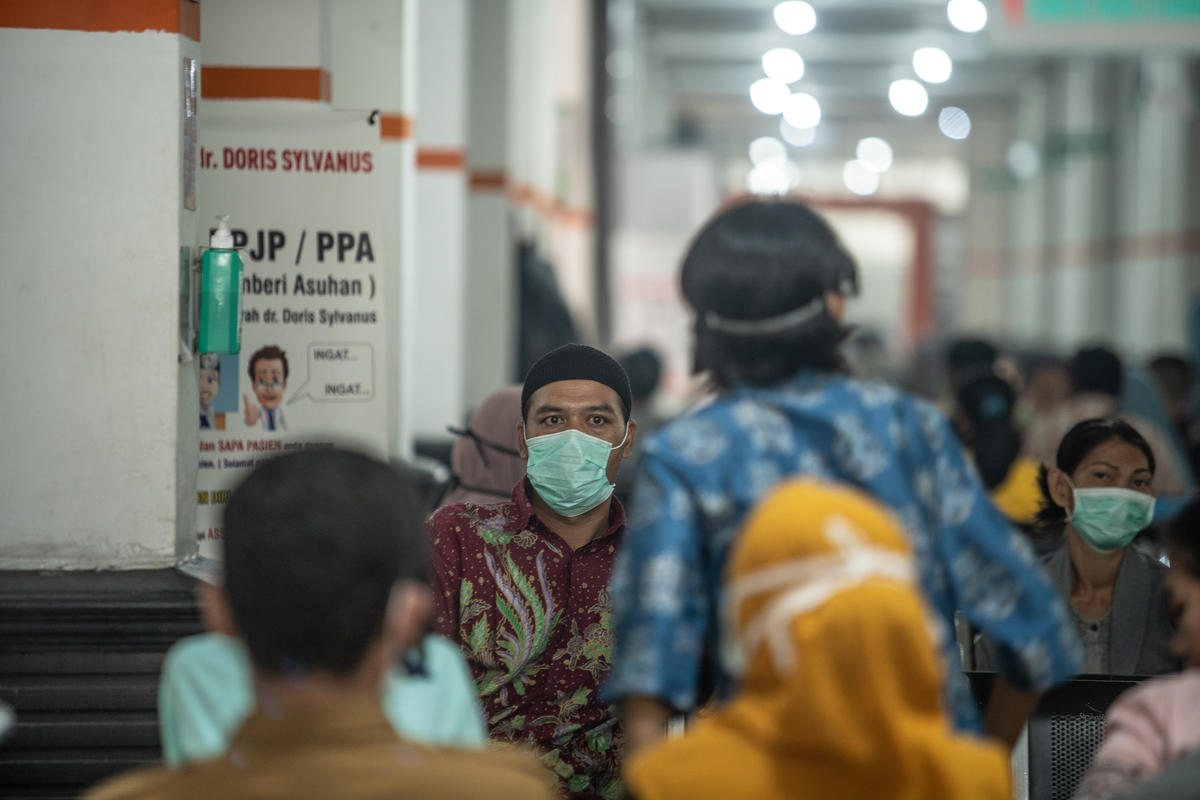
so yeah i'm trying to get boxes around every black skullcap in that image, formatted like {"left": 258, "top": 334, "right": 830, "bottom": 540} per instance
{"left": 521, "top": 343, "right": 632, "bottom": 420}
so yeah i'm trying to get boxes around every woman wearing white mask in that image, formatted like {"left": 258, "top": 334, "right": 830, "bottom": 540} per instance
{"left": 1031, "top": 418, "right": 1177, "bottom": 675}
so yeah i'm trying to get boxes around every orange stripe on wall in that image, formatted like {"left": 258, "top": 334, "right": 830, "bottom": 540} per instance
{"left": 469, "top": 169, "right": 508, "bottom": 190}
{"left": 380, "top": 114, "right": 413, "bottom": 140}
{"left": 1, "top": 0, "right": 200, "bottom": 41}
{"left": 417, "top": 149, "right": 465, "bottom": 169}
{"left": 202, "top": 67, "right": 331, "bottom": 102}
{"left": 507, "top": 183, "right": 593, "bottom": 228}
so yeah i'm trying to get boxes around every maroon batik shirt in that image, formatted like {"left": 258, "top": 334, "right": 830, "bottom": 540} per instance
{"left": 428, "top": 478, "right": 624, "bottom": 800}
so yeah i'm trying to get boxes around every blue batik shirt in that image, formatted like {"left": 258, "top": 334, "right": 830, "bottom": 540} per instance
{"left": 604, "top": 371, "right": 1083, "bottom": 732}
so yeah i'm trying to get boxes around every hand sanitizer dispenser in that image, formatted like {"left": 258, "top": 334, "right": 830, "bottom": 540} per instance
{"left": 198, "top": 215, "right": 243, "bottom": 354}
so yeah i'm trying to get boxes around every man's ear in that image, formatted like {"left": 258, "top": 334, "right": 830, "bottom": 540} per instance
{"left": 198, "top": 582, "right": 236, "bottom": 636}
{"left": 1048, "top": 468, "right": 1074, "bottom": 514}
{"left": 383, "top": 582, "right": 434, "bottom": 658}
{"left": 517, "top": 421, "right": 528, "bottom": 459}
{"left": 620, "top": 418, "right": 638, "bottom": 459}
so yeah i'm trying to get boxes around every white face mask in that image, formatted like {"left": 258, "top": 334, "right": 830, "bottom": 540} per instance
{"left": 720, "top": 515, "right": 917, "bottom": 678}
{"left": 1064, "top": 477, "right": 1156, "bottom": 553}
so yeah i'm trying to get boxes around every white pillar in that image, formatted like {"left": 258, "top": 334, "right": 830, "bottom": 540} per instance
{"left": 0, "top": 4, "right": 200, "bottom": 567}
{"left": 412, "top": 0, "right": 469, "bottom": 437}
{"left": 1114, "top": 56, "right": 1194, "bottom": 357}
{"left": 1045, "top": 59, "right": 1115, "bottom": 350}
{"left": 465, "top": 0, "right": 515, "bottom": 409}
{"left": 328, "top": 0, "right": 417, "bottom": 457}
{"left": 1007, "top": 76, "right": 1051, "bottom": 350}
{"left": 960, "top": 105, "right": 1012, "bottom": 336}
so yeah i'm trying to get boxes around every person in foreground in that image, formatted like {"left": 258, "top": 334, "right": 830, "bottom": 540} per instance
{"left": 86, "top": 448, "right": 557, "bottom": 800}
{"left": 429, "top": 344, "right": 636, "bottom": 799}
{"left": 606, "top": 199, "right": 1081, "bottom": 756}
{"left": 624, "top": 480, "right": 1011, "bottom": 800}
{"left": 156, "top": 613, "right": 487, "bottom": 766}
{"left": 1072, "top": 496, "right": 1200, "bottom": 800}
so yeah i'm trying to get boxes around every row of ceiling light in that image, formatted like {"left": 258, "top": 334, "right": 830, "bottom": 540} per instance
{"left": 747, "top": 0, "right": 988, "bottom": 196}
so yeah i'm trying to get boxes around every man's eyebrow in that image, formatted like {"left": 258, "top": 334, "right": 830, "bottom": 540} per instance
{"left": 586, "top": 404, "right": 619, "bottom": 415}
{"left": 1081, "top": 460, "right": 1120, "bottom": 471}
{"left": 531, "top": 404, "right": 565, "bottom": 416}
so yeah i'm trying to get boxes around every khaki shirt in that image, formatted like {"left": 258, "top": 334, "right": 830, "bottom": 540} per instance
{"left": 85, "top": 698, "right": 558, "bottom": 800}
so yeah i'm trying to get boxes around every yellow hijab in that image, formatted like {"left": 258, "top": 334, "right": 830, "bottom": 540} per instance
{"left": 625, "top": 480, "right": 1010, "bottom": 800}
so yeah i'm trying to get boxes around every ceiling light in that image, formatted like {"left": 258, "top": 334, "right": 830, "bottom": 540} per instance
{"left": 947, "top": 0, "right": 987, "bottom": 33}
{"left": 761, "top": 48, "right": 805, "bottom": 84}
{"left": 774, "top": 1, "right": 817, "bottom": 36}
{"left": 750, "top": 78, "right": 791, "bottom": 115}
{"left": 782, "top": 92, "right": 821, "bottom": 129}
{"left": 780, "top": 118, "right": 816, "bottom": 147}
{"left": 913, "top": 47, "right": 952, "bottom": 84}
{"left": 749, "top": 136, "right": 788, "bottom": 165}
{"left": 748, "top": 160, "right": 797, "bottom": 195}
{"left": 888, "top": 79, "right": 929, "bottom": 117}
{"left": 938, "top": 107, "right": 971, "bottom": 140}
{"left": 856, "top": 137, "right": 894, "bottom": 172}
{"left": 843, "top": 160, "right": 880, "bottom": 196}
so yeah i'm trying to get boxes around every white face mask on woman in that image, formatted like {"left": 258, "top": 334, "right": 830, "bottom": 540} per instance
{"left": 1065, "top": 478, "right": 1156, "bottom": 553}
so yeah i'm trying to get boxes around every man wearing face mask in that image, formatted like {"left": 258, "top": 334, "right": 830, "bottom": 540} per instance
{"left": 428, "top": 344, "right": 636, "bottom": 800}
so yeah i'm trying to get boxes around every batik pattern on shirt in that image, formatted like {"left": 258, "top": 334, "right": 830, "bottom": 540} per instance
{"left": 604, "top": 371, "right": 1083, "bottom": 732}
{"left": 429, "top": 479, "right": 623, "bottom": 800}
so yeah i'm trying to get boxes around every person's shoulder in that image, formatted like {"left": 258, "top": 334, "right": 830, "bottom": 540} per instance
{"left": 841, "top": 376, "right": 906, "bottom": 406}
{"left": 1112, "top": 668, "right": 1200, "bottom": 717}
{"left": 428, "top": 498, "right": 510, "bottom": 530}
{"left": 163, "top": 632, "right": 243, "bottom": 667}
{"left": 639, "top": 400, "right": 735, "bottom": 457}
{"left": 1128, "top": 545, "right": 1169, "bottom": 577}
{"left": 82, "top": 765, "right": 189, "bottom": 800}
{"left": 418, "top": 745, "right": 558, "bottom": 799}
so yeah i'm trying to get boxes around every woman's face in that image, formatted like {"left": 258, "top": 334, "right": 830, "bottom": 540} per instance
{"left": 1166, "top": 555, "right": 1200, "bottom": 668}
{"left": 1049, "top": 438, "right": 1155, "bottom": 513}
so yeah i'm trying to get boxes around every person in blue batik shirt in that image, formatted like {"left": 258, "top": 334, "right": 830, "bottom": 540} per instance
{"left": 604, "top": 199, "right": 1083, "bottom": 759}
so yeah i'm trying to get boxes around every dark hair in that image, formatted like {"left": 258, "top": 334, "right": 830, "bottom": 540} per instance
{"left": 247, "top": 345, "right": 289, "bottom": 382}
{"left": 1069, "top": 346, "right": 1122, "bottom": 398}
{"left": 620, "top": 347, "right": 663, "bottom": 403}
{"left": 1149, "top": 354, "right": 1192, "bottom": 403}
{"left": 1167, "top": 495, "right": 1200, "bottom": 578}
{"left": 222, "top": 448, "right": 428, "bottom": 677}
{"left": 955, "top": 373, "right": 1020, "bottom": 489}
{"left": 681, "top": 200, "right": 857, "bottom": 389}
{"left": 1033, "top": 418, "right": 1157, "bottom": 535}
{"left": 947, "top": 338, "right": 997, "bottom": 378}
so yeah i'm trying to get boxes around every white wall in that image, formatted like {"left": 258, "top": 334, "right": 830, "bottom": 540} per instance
{"left": 0, "top": 28, "right": 193, "bottom": 568}
{"left": 411, "top": 0, "right": 468, "bottom": 439}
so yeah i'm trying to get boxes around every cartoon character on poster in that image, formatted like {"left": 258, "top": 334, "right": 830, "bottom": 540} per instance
{"left": 242, "top": 345, "right": 288, "bottom": 432}
{"left": 198, "top": 352, "right": 239, "bottom": 430}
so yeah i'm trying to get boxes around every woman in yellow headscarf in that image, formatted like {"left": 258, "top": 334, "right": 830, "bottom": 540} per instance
{"left": 624, "top": 480, "right": 1010, "bottom": 800}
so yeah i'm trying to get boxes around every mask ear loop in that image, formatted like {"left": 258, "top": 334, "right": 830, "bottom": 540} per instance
{"left": 447, "top": 426, "right": 522, "bottom": 468}
{"left": 1062, "top": 474, "right": 1077, "bottom": 522}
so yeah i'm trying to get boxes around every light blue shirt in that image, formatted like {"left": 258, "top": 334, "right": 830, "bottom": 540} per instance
{"left": 159, "top": 632, "right": 487, "bottom": 765}
{"left": 604, "top": 371, "right": 1083, "bottom": 732}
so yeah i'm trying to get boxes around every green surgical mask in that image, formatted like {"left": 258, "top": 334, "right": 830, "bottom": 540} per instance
{"left": 524, "top": 427, "right": 627, "bottom": 517}
{"left": 1066, "top": 478, "right": 1156, "bottom": 553}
